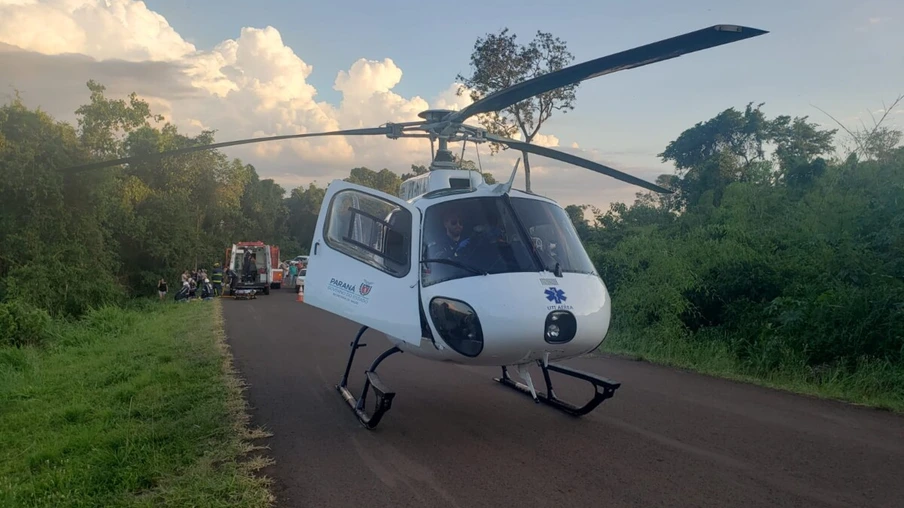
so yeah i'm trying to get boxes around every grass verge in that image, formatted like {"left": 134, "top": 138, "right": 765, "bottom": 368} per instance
{"left": 599, "top": 329, "right": 904, "bottom": 413}
{"left": 0, "top": 300, "right": 274, "bottom": 507}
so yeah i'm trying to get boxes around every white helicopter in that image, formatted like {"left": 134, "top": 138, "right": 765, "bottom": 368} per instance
{"left": 62, "top": 24, "right": 767, "bottom": 429}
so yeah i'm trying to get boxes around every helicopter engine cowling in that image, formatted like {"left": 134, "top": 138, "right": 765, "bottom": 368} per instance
{"left": 389, "top": 272, "right": 611, "bottom": 367}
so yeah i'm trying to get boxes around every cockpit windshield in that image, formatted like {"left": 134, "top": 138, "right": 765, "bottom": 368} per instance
{"left": 420, "top": 195, "right": 596, "bottom": 286}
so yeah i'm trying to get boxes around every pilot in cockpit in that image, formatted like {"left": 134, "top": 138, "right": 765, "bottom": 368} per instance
{"left": 426, "top": 206, "right": 471, "bottom": 260}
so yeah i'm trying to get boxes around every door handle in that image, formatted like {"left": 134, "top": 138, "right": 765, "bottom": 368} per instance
{"left": 313, "top": 242, "right": 319, "bottom": 255}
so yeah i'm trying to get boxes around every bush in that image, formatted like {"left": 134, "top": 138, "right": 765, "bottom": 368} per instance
{"left": 0, "top": 300, "right": 52, "bottom": 348}
{"left": 1, "top": 259, "right": 125, "bottom": 319}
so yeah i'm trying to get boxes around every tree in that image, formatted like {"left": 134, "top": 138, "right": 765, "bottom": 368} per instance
{"left": 659, "top": 102, "right": 771, "bottom": 173}
{"left": 75, "top": 80, "right": 164, "bottom": 158}
{"left": 769, "top": 115, "right": 836, "bottom": 171}
{"left": 285, "top": 183, "right": 325, "bottom": 253}
{"left": 456, "top": 28, "right": 577, "bottom": 193}
{"left": 658, "top": 103, "right": 836, "bottom": 207}
{"left": 345, "top": 167, "right": 402, "bottom": 195}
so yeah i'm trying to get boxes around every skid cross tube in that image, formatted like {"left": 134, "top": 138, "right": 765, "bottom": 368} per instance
{"left": 336, "top": 326, "right": 402, "bottom": 429}
{"left": 493, "top": 360, "right": 621, "bottom": 416}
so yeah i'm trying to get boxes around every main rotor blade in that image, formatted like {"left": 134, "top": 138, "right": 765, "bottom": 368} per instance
{"left": 448, "top": 24, "right": 767, "bottom": 123}
{"left": 60, "top": 126, "right": 398, "bottom": 172}
{"left": 486, "top": 133, "right": 672, "bottom": 194}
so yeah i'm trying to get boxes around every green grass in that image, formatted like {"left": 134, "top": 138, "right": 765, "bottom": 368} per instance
{"left": 0, "top": 300, "right": 274, "bottom": 507}
{"left": 599, "top": 328, "right": 904, "bottom": 413}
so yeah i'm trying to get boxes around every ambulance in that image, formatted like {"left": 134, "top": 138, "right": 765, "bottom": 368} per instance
{"left": 224, "top": 241, "right": 282, "bottom": 296}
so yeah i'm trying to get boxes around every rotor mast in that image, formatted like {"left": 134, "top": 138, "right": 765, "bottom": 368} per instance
{"left": 418, "top": 109, "right": 460, "bottom": 171}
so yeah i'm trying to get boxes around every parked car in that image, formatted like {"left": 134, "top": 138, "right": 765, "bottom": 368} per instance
{"left": 296, "top": 268, "right": 306, "bottom": 294}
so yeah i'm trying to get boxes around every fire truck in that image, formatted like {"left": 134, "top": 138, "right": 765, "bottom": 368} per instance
{"left": 224, "top": 241, "right": 282, "bottom": 296}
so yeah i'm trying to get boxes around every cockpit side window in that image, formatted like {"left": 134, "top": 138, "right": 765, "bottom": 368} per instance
{"left": 509, "top": 197, "right": 596, "bottom": 275}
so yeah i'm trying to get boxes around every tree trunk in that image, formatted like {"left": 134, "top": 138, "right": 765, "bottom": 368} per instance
{"left": 522, "top": 151, "right": 532, "bottom": 193}
{"left": 195, "top": 209, "right": 202, "bottom": 270}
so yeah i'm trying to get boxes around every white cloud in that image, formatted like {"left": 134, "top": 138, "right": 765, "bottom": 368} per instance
{"left": 532, "top": 133, "right": 560, "bottom": 148}
{"left": 0, "top": 0, "right": 194, "bottom": 60}
{"left": 0, "top": 0, "right": 663, "bottom": 210}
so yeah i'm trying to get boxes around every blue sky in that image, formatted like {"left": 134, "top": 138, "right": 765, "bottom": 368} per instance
{"left": 144, "top": 0, "right": 902, "bottom": 163}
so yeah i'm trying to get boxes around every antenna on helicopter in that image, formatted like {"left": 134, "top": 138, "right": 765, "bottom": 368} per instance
{"left": 496, "top": 157, "right": 521, "bottom": 195}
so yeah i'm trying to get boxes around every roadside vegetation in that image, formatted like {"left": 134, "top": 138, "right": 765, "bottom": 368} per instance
{"left": 579, "top": 102, "right": 904, "bottom": 412}
{"left": 1, "top": 85, "right": 283, "bottom": 505}
{"left": 0, "top": 299, "right": 273, "bottom": 507}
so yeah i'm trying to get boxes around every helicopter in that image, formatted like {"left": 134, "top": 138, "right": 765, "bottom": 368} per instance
{"left": 61, "top": 24, "right": 768, "bottom": 429}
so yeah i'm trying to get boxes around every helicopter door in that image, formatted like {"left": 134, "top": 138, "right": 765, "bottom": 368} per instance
{"left": 305, "top": 181, "right": 422, "bottom": 345}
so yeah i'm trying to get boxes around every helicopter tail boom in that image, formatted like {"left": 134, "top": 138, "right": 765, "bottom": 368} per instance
{"left": 494, "top": 361, "right": 621, "bottom": 416}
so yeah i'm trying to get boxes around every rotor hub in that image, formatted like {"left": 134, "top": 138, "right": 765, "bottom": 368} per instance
{"left": 417, "top": 109, "right": 455, "bottom": 123}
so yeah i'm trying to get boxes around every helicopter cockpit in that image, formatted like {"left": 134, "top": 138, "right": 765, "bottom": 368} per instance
{"left": 421, "top": 195, "right": 596, "bottom": 287}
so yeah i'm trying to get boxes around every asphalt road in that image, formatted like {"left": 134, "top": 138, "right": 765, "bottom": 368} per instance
{"left": 223, "top": 291, "right": 904, "bottom": 508}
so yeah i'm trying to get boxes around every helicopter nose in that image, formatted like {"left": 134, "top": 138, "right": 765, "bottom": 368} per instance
{"left": 544, "top": 310, "right": 577, "bottom": 344}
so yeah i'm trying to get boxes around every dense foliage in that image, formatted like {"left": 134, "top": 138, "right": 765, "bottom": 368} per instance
{"left": 572, "top": 102, "right": 904, "bottom": 400}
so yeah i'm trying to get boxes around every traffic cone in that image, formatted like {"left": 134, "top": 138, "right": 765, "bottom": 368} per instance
{"left": 296, "top": 286, "right": 304, "bottom": 303}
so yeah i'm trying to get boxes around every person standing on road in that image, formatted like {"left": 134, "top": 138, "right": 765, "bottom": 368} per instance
{"left": 211, "top": 262, "right": 224, "bottom": 296}
{"left": 288, "top": 262, "right": 297, "bottom": 289}
{"left": 242, "top": 250, "right": 253, "bottom": 282}
{"left": 248, "top": 254, "right": 258, "bottom": 282}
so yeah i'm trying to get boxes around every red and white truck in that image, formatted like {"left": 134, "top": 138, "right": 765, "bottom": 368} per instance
{"left": 224, "top": 241, "right": 282, "bottom": 295}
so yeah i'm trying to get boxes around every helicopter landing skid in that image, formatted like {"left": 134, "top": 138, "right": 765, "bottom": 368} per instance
{"left": 336, "top": 326, "right": 402, "bottom": 430}
{"left": 493, "top": 361, "right": 621, "bottom": 416}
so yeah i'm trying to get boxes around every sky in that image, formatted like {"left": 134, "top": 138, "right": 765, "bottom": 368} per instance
{"left": 1, "top": 0, "right": 901, "bottom": 212}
